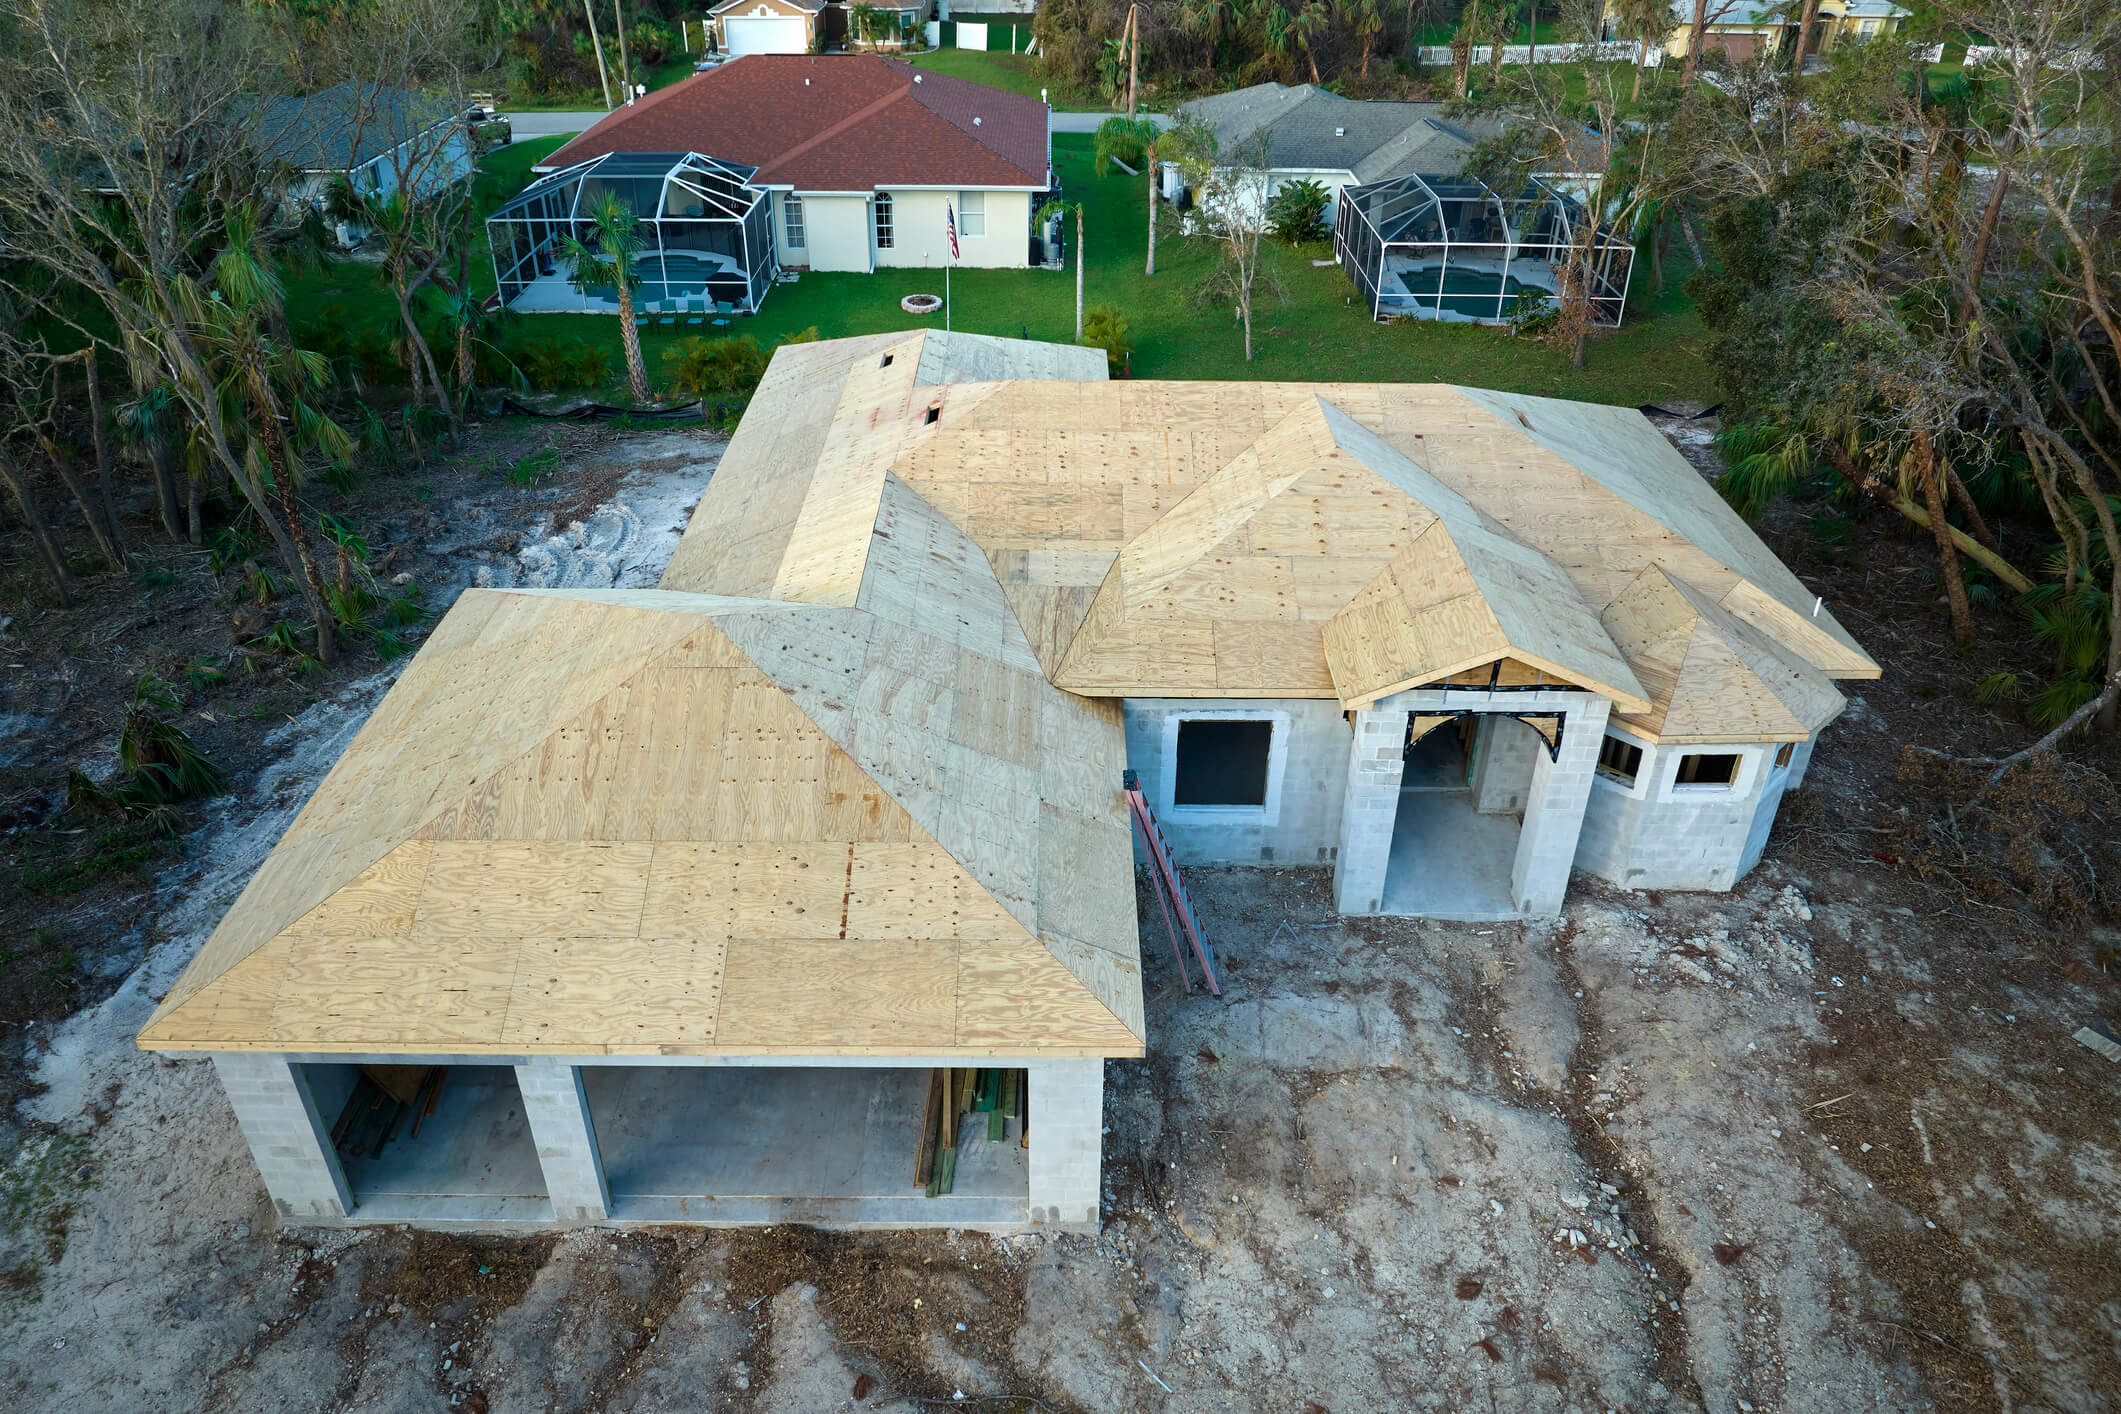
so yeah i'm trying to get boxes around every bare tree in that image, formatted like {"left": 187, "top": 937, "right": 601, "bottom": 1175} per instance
{"left": 1175, "top": 128, "right": 1284, "bottom": 362}
{"left": 0, "top": 0, "right": 340, "bottom": 654}
{"left": 1459, "top": 0, "right": 1658, "bottom": 367}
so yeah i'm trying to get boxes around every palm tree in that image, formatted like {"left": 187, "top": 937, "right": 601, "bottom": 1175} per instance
{"left": 560, "top": 191, "right": 653, "bottom": 404}
{"left": 191, "top": 208, "right": 355, "bottom": 665}
{"left": 327, "top": 180, "right": 459, "bottom": 443}
{"left": 1098, "top": 116, "right": 1172, "bottom": 275}
{"left": 1348, "top": 0, "right": 1385, "bottom": 79}
{"left": 850, "top": 2, "right": 881, "bottom": 47}
{"left": 1292, "top": 3, "right": 1329, "bottom": 84}
{"left": 1035, "top": 200, "right": 1085, "bottom": 339}
{"left": 1612, "top": 0, "right": 1675, "bottom": 99}
{"left": 1179, "top": 0, "right": 1233, "bottom": 68}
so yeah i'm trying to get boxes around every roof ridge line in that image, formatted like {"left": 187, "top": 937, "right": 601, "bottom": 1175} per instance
{"left": 757, "top": 81, "right": 910, "bottom": 185}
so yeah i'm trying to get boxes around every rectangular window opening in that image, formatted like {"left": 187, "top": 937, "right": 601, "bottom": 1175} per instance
{"left": 1174, "top": 719, "right": 1273, "bottom": 807}
{"left": 784, "top": 194, "right": 806, "bottom": 250}
{"left": 1774, "top": 742, "right": 1795, "bottom": 768}
{"left": 1676, "top": 752, "right": 1741, "bottom": 787}
{"left": 958, "top": 190, "right": 986, "bottom": 238}
{"left": 1596, "top": 734, "right": 1642, "bottom": 785}
{"left": 874, "top": 192, "right": 894, "bottom": 249}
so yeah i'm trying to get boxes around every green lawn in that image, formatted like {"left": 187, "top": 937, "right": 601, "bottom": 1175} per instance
{"left": 905, "top": 46, "right": 1078, "bottom": 103}
{"left": 286, "top": 132, "right": 1719, "bottom": 407}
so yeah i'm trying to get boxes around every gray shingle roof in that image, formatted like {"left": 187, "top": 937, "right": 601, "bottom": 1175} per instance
{"left": 254, "top": 81, "right": 455, "bottom": 174}
{"left": 1174, "top": 84, "right": 1497, "bottom": 183}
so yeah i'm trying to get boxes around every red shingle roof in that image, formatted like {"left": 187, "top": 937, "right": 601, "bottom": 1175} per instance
{"left": 542, "top": 56, "right": 1050, "bottom": 191}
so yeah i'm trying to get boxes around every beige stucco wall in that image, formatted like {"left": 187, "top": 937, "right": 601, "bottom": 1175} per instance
{"left": 777, "top": 191, "right": 872, "bottom": 273}
{"left": 873, "top": 189, "right": 1032, "bottom": 270}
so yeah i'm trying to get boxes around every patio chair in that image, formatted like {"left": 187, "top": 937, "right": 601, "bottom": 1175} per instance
{"left": 711, "top": 299, "right": 733, "bottom": 327}
{"left": 684, "top": 298, "right": 705, "bottom": 326}
{"left": 654, "top": 301, "right": 677, "bottom": 327}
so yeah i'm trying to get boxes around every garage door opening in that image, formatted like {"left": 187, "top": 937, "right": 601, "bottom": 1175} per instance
{"left": 1382, "top": 714, "right": 1542, "bottom": 919}
{"left": 309, "top": 1064, "right": 551, "bottom": 1221}
{"left": 581, "top": 1065, "right": 1030, "bottom": 1226}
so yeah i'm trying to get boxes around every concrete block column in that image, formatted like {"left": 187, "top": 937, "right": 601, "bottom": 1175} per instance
{"left": 1027, "top": 1058, "right": 1104, "bottom": 1230}
{"left": 515, "top": 1060, "right": 611, "bottom": 1221}
{"left": 1510, "top": 696, "right": 1610, "bottom": 916}
{"left": 1333, "top": 708, "right": 1409, "bottom": 915}
{"left": 212, "top": 1053, "right": 352, "bottom": 1221}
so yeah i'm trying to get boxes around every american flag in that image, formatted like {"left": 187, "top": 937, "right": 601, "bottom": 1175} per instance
{"left": 946, "top": 201, "right": 959, "bottom": 261}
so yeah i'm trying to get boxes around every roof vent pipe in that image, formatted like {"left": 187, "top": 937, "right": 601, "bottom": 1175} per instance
{"left": 914, "top": 74, "right": 923, "bottom": 82}
{"left": 973, "top": 116, "right": 982, "bottom": 125}
{"left": 1335, "top": 126, "right": 1346, "bottom": 137}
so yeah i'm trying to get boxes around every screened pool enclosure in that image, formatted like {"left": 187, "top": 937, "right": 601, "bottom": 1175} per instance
{"left": 1334, "top": 173, "right": 1635, "bottom": 326}
{"left": 487, "top": 152, "right": 776, "bottom": 316}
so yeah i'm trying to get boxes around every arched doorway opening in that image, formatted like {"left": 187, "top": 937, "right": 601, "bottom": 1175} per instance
{"left": 1380, "top": 711, "right": 1559, "bottom": 918}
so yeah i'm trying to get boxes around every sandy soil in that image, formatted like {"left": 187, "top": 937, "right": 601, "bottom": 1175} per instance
{"left": 3, "top": 422, "right": 2117, "bottom": 1414}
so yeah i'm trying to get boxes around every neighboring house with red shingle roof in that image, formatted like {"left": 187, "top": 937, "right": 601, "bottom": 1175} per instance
{"left": 542, "top": 55, "right": 1052, "bottom": 274}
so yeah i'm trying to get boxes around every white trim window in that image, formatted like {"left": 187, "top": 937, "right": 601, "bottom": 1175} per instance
{"left": 874, "top": 191, "right": 894, "bottom": 250}
{"left": 957, "top": 189, "right": 986, "bottom": 239}
{"left": 1159, "top": 709, "right": 1291, "bottom": 825}
{"left": 783, "top": 193, "right": 806, "bottom": 250}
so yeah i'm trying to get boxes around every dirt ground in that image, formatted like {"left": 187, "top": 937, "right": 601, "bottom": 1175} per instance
{"left": 3, "top": 416, "right": 2118, "bottom": 1414}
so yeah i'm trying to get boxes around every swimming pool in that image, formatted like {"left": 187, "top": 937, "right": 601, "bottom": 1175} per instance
{"left": 1377, "top": 263, "right": 1556, "bottom": 322}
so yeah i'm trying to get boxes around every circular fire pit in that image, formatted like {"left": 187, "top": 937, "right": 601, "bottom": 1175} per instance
{"left": 900, "top": 293, "right": 943, "bottom": 314}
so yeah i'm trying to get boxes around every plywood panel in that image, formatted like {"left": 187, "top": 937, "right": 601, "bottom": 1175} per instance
{"left": 500, "top": 936, "right": 727, "bottom": 1050}
{"left": 415, "top": 842, "right": 653, "bottom": 937}
{"left": 956, "top": 941, "right": 1143, "bottom": 1051}
{"left": 845, "top": 843, "right": 1030, "bottom": 941}
{"left": 270, "top": 936, "right": 517, "bottom": 1047}
{"left": 715, "top": 937, "right": 959, "bottom": 1048}
{"left": 281, "top": 841, "right": 430, "bottom": 937}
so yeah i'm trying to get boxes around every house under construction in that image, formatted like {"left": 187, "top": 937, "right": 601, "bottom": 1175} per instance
{"left": 137, "top": 331, "right": 1876, "bottom": 1230}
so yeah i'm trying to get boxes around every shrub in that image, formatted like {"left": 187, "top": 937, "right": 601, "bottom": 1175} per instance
{"left": 662, "top": 334, "right": 767, "bottom": 398}
{"left": 1265, "top": 178, "right": 1330, "bottom": 246}
{"left": 515, "top": 337, "right": 614, "bottom": 390}
{"left": 1080, "top": 305, "right": 1132, "bottom": 376}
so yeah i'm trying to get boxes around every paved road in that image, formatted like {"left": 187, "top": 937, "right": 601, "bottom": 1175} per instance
{"left": 501, "top": 107, "right": 1172, "bottom": 143}
{"left": 502, "top": 110, "right": 603, "bottom": 143}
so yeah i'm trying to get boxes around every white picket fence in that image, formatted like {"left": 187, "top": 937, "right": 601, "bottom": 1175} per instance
{"left": 1416, "top": 39, "right": 1664, "bottom": 67}
{"left": 1963, "top": 43, "right": 2106, "bottom": 71}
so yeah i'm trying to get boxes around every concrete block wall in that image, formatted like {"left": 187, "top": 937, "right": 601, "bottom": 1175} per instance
{"left": 1506, "top": 695, "right": 1609, "bottom": 916}
{"left": 1332, "top": 707, "right": 1410, "bottom": 913}
{"left": 1471, "top": 715, "right": 1542, "bottom": 815}
{"left": 1575, "top": 735, "right": 1795, "bottom": 892}
{"left": 1026, "top": 1058, "right": 1104, "bottom": 1229}
{"left": 213, "top": 1053, "right": 351, "bottom": 1220}
{"left": 516, "top": 1061, "right": 611, "bottom": 1221}
{"left": 1122, "top": 698, "right": 1350, "bottom": 865}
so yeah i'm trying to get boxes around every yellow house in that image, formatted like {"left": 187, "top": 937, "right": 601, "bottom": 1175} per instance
{"left": 1649, "top": 0, "right": 1910, "bottom": 64}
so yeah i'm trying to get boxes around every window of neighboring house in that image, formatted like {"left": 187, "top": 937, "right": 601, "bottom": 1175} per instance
{"left": 958, "top": 190, "right": 986, "bottom": 239}
{"left": 784, "top": 194, "right": 806, "bottom": 249}
{"left": 1774, "top": 742, "right": 1796, "bottom": 768}
{"left": 874, "top": 191, "right": 894, "bottom": 250}
{"left": 1596, "top": 734, "right": 1643, "bottom": 786}
{"left": 1676, "top": 752, "right": 1741, "bottom": 788}
{"left": 1173, "top": 719, "right": 1273, "bottom": 807}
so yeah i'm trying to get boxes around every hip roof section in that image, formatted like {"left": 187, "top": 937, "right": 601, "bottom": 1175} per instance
{"left": 542, "top": 55, "right": 1052, "bottom": 191}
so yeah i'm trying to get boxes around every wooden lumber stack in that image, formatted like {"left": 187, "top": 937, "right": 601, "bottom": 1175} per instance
{"left": 915, "top": 1067, "right": 1028, "bottom": 1195}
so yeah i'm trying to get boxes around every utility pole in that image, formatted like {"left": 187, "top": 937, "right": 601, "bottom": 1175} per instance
{"left": 583, "top": 0, "right": 613, "bottom": 108}
{"left": 1126, "top": 4, "right": 1140, "bottom": 119}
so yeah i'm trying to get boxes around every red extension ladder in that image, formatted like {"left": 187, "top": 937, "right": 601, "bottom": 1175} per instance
{"left": 1122, "top": 770, "right": 1221, "bottom": 997}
